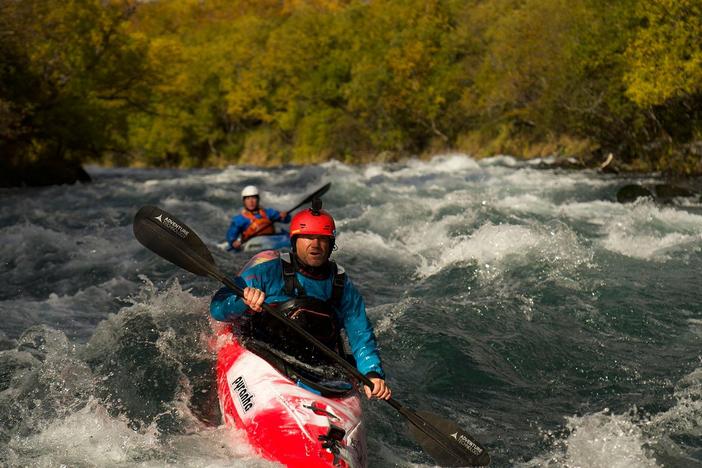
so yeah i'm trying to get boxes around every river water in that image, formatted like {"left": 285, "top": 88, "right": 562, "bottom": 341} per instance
{"left": 1, "top": 155, "right": 701, "bottom": 467}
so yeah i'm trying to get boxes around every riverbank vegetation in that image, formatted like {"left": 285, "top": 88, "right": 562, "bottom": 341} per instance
{"left": 2, "top": 0, "right": 701, "bottom": 185}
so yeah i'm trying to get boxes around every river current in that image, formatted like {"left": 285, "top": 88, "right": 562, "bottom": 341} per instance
{"left": 1, "top": 155, "right": 701, "bottom": 467}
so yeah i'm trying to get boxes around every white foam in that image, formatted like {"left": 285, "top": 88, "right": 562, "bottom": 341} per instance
{"left": 559, "top": 200, "right": 628, "bottom": 225}
{"left": 8, "top": 399, "right": 160, "bottom": 466}
{"left": 6, "top": 399, "right": 270, "bottom": 468}
{"left": 480, "top": 155, "right": 522, "bottom": 167}
{"left": 421, "top": 153, "right": 482, "bottom": 173}
{"left": 369, "top": 297, "right": 422, "bottom": 336}
{"left": 488, "top": 166, "right": 611, "bottom": 192}
{"left": 363, "top": 164, "right": 386, "bottom": 179}
{"left": 602, "top": 231, "right": 701, "bottom": 261}
{"left": 494, "top": 193, "right": 557, "bottom": 216}
{"left": 336, "top": 230, "right": 404, "bottom": 258}
{"left": 415, "top": 222, "right": 590, "bottom": 282}
{"left": 561, "top": 410, "right": 659, "bottom": 467}
{"left": 358, "top": 154, "right": 482, "bottom": 182}
{"left": 523, "top": 409, "right": 659, "bottom": 468}
{"left": 88, "top": 278, "right": 210, "bottom": 353}
{"left": 0, "top": 220, "right": 141, "bottom": 292}
{"left": 650, "top": 367, "right": 702, "bottom": 439}
{"left": 527, "top": 366, "right": 702, "bottom": 467}
{"left": 600, "top": 202, "right": 702, "bottom": 261}
{"left": 0, "top": 277, "right": 139, "bottom": 340}
{"left": 558, "top": 198, "right": 702, "bottom": 261}
{"left": 416, "top": 223, "right": 537, "bottom": 278}
{"left": 3, "top": 281, "right": 274, "bottom": 467}
{"left": 687, "top": 318, "right": 702, "bottom": 339}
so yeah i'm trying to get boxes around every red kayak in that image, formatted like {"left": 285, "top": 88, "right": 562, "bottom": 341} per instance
{"left": 213, "top": 324, "right": 367, "bottom": 467}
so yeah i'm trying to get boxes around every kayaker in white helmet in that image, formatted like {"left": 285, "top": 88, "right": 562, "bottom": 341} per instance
{"left": 226, "top": 185, "right": 290, "bottom": 250}
{"left": 211, "top": 200, "right": 392, "bottom": 401}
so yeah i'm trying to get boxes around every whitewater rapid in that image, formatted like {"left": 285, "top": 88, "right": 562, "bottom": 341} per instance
{"left": 1, "top": 154, "right": 701, "bottom": 467}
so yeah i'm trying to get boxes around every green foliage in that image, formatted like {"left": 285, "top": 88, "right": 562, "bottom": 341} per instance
{"left": 344, "top": 0, "right": 475, "bottom": 154}
{"left": 622, "top": 0, "right": 702, "bottom": 172}
{"left": 3, "top": 0, "right": 702, "bottom": 172}
{"left": 625, "top": 0, "right": 702, "bottom": 107}
{"left": 1, "top": 0, "right": 153, "bottom": 167}
{"left": 470, "top": 0, "right": 646, "bottom": 156}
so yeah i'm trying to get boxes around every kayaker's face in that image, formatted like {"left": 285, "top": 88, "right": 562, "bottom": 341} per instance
{"left": 243, "top": 196, "right": 259, "bottom": 211}
{"left": 295, "top": 235, "right": 332, "bottom": 267}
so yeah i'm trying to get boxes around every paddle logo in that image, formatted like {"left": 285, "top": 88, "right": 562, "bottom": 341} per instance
{"left": 450, "top": 431, "right": 483, "bottom": 456}
{"left": 232, "top": 375, "right": 254, "bottom": 413}
{"left": 154, "top": 214, "right": 190, "bottom": 239}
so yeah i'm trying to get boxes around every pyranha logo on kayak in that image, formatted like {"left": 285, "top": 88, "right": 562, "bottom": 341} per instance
{"left": 450, "top": 431, "right": 483, "bottom": 456}
{"left": 232, "top": 376, "right": 254, "bottom": 413}
{"left": 155, "top": 214, "right": 190, "bottom": 239}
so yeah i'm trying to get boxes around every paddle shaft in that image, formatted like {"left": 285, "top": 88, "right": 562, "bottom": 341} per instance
{"left": 132, "top": 205, "right": 489, "bottom": 466}
{"left": 240, "top": 183, "right": 331, "bottom": 245}
{"left": 163, "top": 228, "right": 475, "bottom": 459}
{"left": 216, "top": 275, "right": 478, "bottom": 462}
{"left": 217, "top": 274, "right": 375, "bottom": 388}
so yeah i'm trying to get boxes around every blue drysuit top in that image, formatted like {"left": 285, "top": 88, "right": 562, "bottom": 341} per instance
{"left": 210, "top": 250, "right": 385, "bottom": 378}
{"left": 226, "top": 208, "right": 291, "bottom": 247}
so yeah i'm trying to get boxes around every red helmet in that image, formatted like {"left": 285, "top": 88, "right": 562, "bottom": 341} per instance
{"left": 289, "top": 208, "right": 336, "bottom": 239}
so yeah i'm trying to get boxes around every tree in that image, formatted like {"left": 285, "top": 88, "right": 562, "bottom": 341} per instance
{"left": 0, "top": 0, "right": 153, "bottom": 183}
{"left": 625, "top": 0, "right": 702, "bottom": 107}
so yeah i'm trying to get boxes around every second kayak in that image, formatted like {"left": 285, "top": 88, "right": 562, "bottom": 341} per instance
{"left": 242, "top": 232, "right": 291, "bottom": 252}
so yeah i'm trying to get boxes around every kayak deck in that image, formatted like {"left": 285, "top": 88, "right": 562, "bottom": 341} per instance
{"left": 242, "top": 232, "right": 291, "bottom": 252}
{"left": 215, "top": 330, "right": 367, "bottom": 467}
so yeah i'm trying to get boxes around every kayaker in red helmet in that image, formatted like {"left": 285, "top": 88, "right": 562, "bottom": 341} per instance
{"left": 211, "top": 199, "right": 392, "bottom": 401}
{"left": 226, "top": 185, "right": 291, "bottom": 250}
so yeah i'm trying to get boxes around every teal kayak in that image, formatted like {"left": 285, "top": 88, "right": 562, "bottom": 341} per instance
{"left": 242, "top": 232, "right": 291, "bottom": 252}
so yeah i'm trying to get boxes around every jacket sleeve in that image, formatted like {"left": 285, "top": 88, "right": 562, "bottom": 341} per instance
{"left": 225, "top": 215, "right": 247, "bottom": 246}
{"left": 210, "top": 255, "right": 285, "bottom": 321}
{"left": 265, "top": 207, "right": 291, "bottom": 224}
{"left": 210, "top": 275, "right": 249, "bottom": 321}
{"left": 339, "top": 277, "right": 385, "bottom": 378}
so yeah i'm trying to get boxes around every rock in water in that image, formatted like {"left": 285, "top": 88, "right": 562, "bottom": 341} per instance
{"left": 653, "top": 184, "right": 694, "bottom": 201}
{"left": 0, "top": 159, "right": 91, "bottom": 188}
{"left": 616, "top": 184, "right": 654, "bottom": 203}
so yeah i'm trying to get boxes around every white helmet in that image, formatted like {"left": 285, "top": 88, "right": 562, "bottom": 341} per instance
{"left": 241, "top": 185, "right": 259, "bottom": 198}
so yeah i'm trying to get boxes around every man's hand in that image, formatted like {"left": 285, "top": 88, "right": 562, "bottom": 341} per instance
{"left": 243, "top": 287, "right": 265, "bottom": 312}
{"left": 280, "top": 211, "right": 288, "bottom": 219}
{"left": 231, "top": 239, "right": 242, "bottom": 249}
{"left": 364, "top": 378, "right": 391, "bottom": 400}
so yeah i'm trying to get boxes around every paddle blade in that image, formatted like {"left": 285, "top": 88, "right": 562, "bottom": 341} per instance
{"left": 133, "top": 206, "right": 217, "bottom": 278}
{"left": 291, "top": 182, "right": 332, "bottom": 212}
{"left": 406, "top": 410, "right": 490, "bottom": 466}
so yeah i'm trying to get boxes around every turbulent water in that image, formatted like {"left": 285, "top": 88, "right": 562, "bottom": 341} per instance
{"left": 1, "top": 155, "right": 702, "bottom": 467}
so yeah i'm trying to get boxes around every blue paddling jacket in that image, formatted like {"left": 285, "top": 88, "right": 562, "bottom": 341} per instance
{"left": 226, "top": 208, "right": 291, "bottom": 248}
{"left": 210, "top": 250, "right": 385, "bottom": 378}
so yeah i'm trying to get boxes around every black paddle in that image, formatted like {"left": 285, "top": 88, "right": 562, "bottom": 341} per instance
{"left": 239, "top": 182, "right": 332, "bottom": 246}
{"left": 133, "top": 205, "right": 490, "bottom": 467}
